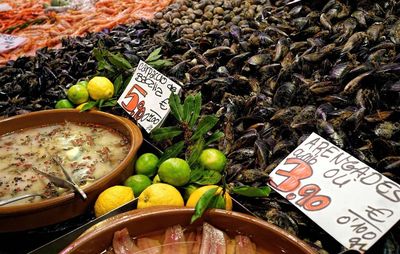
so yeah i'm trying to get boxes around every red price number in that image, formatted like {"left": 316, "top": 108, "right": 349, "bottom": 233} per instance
{"left": 270, "top": 158, "right": 331, "bottom": 211}
{"left": 296, "top": 184, "right": 331, "bottom": 211}
{"left": 132, "top": 101, "right": 145, "bottom": 121}
{"left": 272, "top": 158, "right": 313, "bottom": 192}
{"left": 122, "top": 84, "right": 147, "bottom": 120}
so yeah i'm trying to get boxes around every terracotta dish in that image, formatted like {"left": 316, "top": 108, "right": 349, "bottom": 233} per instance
{"left": 0, "top": 109, "right": 143, "bottom": 232}
{"left": 61, "top": 207, "right": 317, "bottom": 254}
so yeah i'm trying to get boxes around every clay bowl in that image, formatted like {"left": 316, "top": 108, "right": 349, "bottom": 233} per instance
{"left": 0, "top": 109, "right": 143, "bottom": 232}
{"left": 61, "top": 207, "right": 316, "bottom": 254}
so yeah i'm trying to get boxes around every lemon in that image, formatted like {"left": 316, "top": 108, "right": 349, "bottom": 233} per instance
{"left": 158, "top": 158, "right": 191, "bottom": 187}
{"left": 124, "top": 174, "right": 152, "bottom": 197}
{"left": 55, "top": 99, "right": 74, "bottom": 109}
{"left": 186, "top": 185, "right": 232, "bottom": 210}
{"left": 94, "top": 185, "right": 134, "bottom": 217}
{"left": 137, "top": 183, "right": 184, "bottom": 209}
{"left": 87, "top": 76, "right": 114, "bottom": 100}
{"left": 198, "top": 148, "right": 227, "bottom": 172}
{"left": 67, "top": 84, "right": 89, "bottom": 105}
{"left": 135, "top": 153, "right": 159, "bottom": 177}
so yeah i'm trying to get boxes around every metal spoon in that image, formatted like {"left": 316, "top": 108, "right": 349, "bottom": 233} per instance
{"left": 48, "top": 155, "right": 87, "bottom": 200}
{"left": 0, "top": 194, "right": 45, "bottom": 206}
{"left": 43, "top": 147, "right": 87, "bottom": 200}
{"left": 32, "top": 167, "right": 87, "bottom": 201}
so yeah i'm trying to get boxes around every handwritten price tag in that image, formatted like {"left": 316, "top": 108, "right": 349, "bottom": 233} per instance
{"left": 0, "top": 34, "right": 27, "bottom": 53}
{"left": 118, "top": 60, "right": 181, "bottom": 133}
{"left": 268, "top": 133, "right": 400, "bottom": 252}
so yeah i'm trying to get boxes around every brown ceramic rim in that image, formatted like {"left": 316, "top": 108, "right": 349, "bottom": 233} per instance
{"left": 0, "top": 109, "right": 143, "bottom": 215}
{"left": 61, "top": 207, "right": 317, "bottom": 254}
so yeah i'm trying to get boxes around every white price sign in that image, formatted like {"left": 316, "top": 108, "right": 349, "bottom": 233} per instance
{"left": 0, "top": 34, "right": 27, "bottom": 53}
{"left": 268, "top": 133, "right": 400, "bottom": 252}
{"left": 0, "top": 3, "right": 12, "bottom": 11}
{"left": 118, "top": 60, "right": 181, "bottom": 133}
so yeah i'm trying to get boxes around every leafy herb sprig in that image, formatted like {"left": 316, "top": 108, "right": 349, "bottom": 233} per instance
{"left": 150, "top": 92, "right": 271, "bottom": 222}
{"left": 81, "top": 47, "right": 171, "bottom": 111}
{"left": 145, "top": 47, "right": 173, "bottom": 69}
{"left": 151, "top": 92, "right": 224, "bottom": 185}
{"left": 191, "top": 185, "right": 271, "bottom": 223}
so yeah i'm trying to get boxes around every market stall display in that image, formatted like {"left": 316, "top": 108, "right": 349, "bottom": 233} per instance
{"left": 0, "top": 0, "right": 399, "bottom": 253}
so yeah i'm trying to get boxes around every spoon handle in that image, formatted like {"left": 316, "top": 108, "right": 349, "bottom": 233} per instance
{"left": 0, "top": 194, "right": 43, "bottom": 206}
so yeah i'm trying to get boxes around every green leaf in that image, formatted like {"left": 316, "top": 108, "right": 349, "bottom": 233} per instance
{"left": 98, "top": 99, "right": 105, "bottom": 109}
{"left": 190, "top": 166, "right": 204, "bottom": 183}
{"left": 107, "top": 52, "right": 132, "bottom": 70}
{"left": 51, "top": 0, "right": 69, "bottom": 6}
{"left": 231, "top": 186, "right": 271, "bottom": 197}
{"left": 208, "top": 195, "right": 226, "bottom": 209}
{"left": 194, "top": 170, "right": 222, "bottom": 185}
{"left": 102, "top": 99, "right": 118, "bottom": 108}
{"left": 80, "top": 101, "right": 98, "bottom": 112}
{"left": 205, "top": 131, "right": 224, "bottom": 146}
{"left": 103, "top": 62, "right": 115, "bottom": 72}
{"left": 122, "top": 76, "right": 132, "bottom": 92}
{"left": 182, "top": 95, "right": 195, "bottom": 123}
{"left": 151, "top": 126, "right": 183, "bottom": 142}
{"left": 186, "top": 137, "right": 204, "bottom": 167}
{"left": 33, "top": 18, "right": 46, "bottom": 25}
{"left": 158, "top": 141, "right": 185, "bottom": 165}
{"left": 146, "top": 47, "right": 163, "bottom": 62}
{"left": 96, "top": 61, "right": 106, "bottom": 71}
{"left": 113, "top": 75, "right": 123, "bottom": 96}
{"left": 93, "top": 48, "right": 106, "bottom": 63}
{"left": 191, "top": 115, "right": 219, "bottom": 141}
{"left": 147, "top": 59, "right": 174, "bottom": 69}
{"left": 169, "top": 93, "right": 183, "bottom": 121}
{"left": 94, "top": 48, "right": 113, "bottom": 72}
{"left": 191, "top": 187, "right": 218, "bottom": 223}
{"left": 189, "top": 93, "right": 202, "bottom": 127}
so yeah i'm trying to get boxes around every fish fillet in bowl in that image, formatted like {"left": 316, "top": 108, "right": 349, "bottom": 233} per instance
{"left": 61, "top": 207, "right": 317, "bottom": 254}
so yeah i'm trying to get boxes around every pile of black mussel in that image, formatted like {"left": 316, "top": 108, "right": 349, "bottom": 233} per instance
{"left": 0, "top": 0, "right": 399, "bottom": 253}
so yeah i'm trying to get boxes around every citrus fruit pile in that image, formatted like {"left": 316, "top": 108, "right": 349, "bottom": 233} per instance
{"left": 93, "top": 149, "right": 231, "bottom": 217}
{"left": 54, "top": 76, "right": 114, "bottom": 111}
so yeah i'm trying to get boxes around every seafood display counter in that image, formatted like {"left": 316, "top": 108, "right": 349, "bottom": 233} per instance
{"left": 0, "top": 0, "right": 399, "bottom": 253}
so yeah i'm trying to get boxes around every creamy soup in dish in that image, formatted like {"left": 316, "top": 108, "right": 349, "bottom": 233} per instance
{"left": 0, "top": 121, "right": 130, "bottom": 205}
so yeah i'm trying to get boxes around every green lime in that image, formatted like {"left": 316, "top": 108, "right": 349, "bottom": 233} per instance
{"left": 198, "top": 148, "right": 227, "bottom": 172}
{"left": 183, "top": 184, "right": 199, "bottom": 201}
{"left": 55, "top": 99, "right": 74, "bottom": 109}
{"left": 124, "top": 174, "right": 152, "bottom": 197}
{"left": 158, "top": 158, "right": 191, "bottom": 187}
{"left": 76, "top": 80, "right": 88, "bottom": 88}
{"left": 135, "top": 153, "right": 159, "bottom": 177}
{"left": 153, "top": 174, "right": 161, "bottom": 184}
{"left": 67, "top": 84, "right": 89, "bottom": 105}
